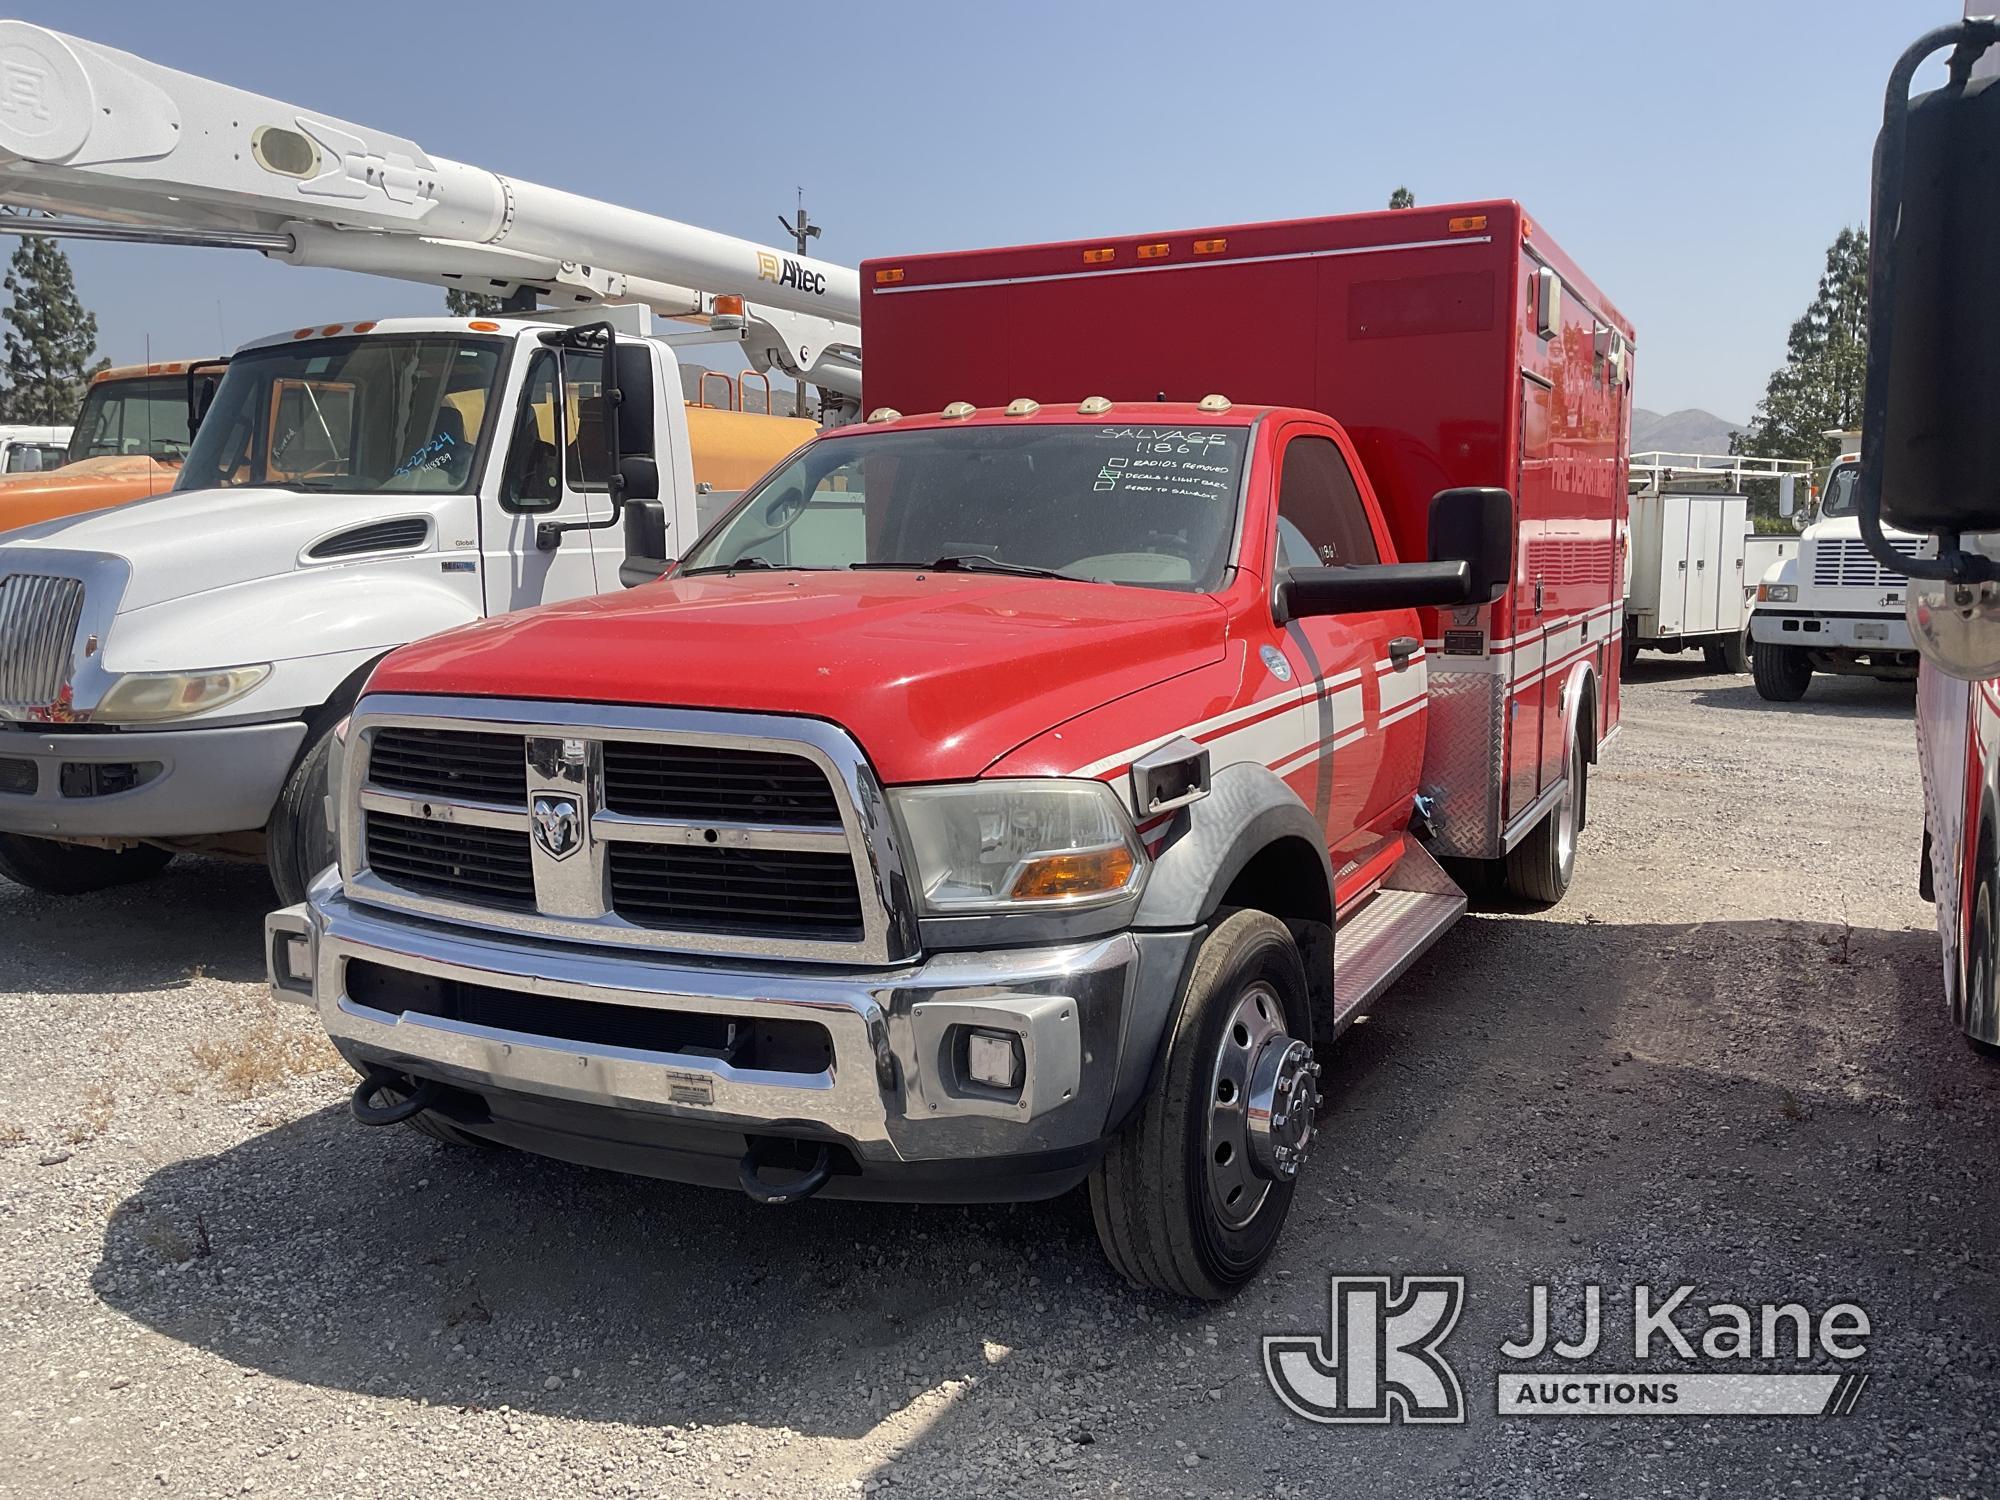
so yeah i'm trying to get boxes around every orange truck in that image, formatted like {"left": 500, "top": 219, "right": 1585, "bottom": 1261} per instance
{"left": 0, "top": 358, "right": 226, "bottom": 535}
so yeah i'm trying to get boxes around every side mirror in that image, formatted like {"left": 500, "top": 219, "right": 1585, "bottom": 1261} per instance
{"left": 618, "top": 454, "right": 660, "bottom": 502}
{"left": 1428, "top": 486, "right": 1512, "bottom": 605}
{"left": 1778, "top": 475, "right": 1797, "bottom": 519}
{"left": 1279, "top": 561, "right": 1472, "bottom": 620}
{"left": 1857, "top": 18, "right": 2000, "bottom": 676}
{"left": 619, "top": 499, "right": 671, "bottom": 588}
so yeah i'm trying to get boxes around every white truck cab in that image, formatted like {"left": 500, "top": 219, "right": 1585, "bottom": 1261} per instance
{"left": 1749, "top": 455, "right": 1920, "bottom": 700}
{"left": 0, "top": 306, "right": 754, "bottom": 901}
{"left": 0, "top": 424, "right": 74, "bottom": 474}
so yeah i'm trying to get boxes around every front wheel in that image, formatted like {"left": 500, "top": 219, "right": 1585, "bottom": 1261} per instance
{"left": 1721, "top": 622, "right": 1752, "bottom": 674}
{"left": 268, "top": 723, "right": 339, "bottom": 907}
{"left": 1089, "top": 910, "right": 1318, "bottom": 1299}
{"left": 1752, "top": 640, "right": 1813, "bottom": 701}
{"left": 1503, "top": 729, "right": 1584, "bottom": 906}
{"left": 0, "top": 833, "right": 174, "bottom": 895}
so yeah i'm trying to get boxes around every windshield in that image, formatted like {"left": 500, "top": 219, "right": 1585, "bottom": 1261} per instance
{"left": 681, "top": 423, "right": 1249, "bottom": 591}
{"left": 68, "top": 377, "right": 193, "bottom": 465}
{"left": 176, "top": 335, "right": 504, "bottom": 494}
{"left": 1819, "top": 462, "right": 1858, "bottom": 518}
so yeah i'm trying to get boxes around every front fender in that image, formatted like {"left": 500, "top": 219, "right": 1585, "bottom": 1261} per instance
{"left": 1758, "top": 555, "right": 1799, "bottom": 592}
{"left": 1133, "top": 760, "right": 1332, "bottom": 929}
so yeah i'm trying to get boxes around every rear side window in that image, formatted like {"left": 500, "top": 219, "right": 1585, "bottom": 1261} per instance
{"left": 1277, "top": 435, "right": 1379, "bottom": 568}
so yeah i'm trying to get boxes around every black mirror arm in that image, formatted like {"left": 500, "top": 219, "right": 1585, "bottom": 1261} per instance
{"left": 534, "top": 320, "right": 629, "bottom": 552}
{"left": 1857, "top": 16, "right": 2000, "bottom": 586}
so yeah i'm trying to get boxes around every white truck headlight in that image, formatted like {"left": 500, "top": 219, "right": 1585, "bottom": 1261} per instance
{"left": 890, "top": 779, "right": 1147, "bottom": 915}
{"left": 1759, "top": 583, "right": 1797, "bottom": 603}
{"left": 93, "top": 665, "right": 271, "bottom": 724}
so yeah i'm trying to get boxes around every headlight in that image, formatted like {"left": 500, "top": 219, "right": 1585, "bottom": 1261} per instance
{"left": 890, "top": 779, "right": 1147, "bottom": 915}
{"left": 93, "top": 665, "right": 272, "bottom": 724}
{"left": 1759, "top": 583, "right": 1797, "bottom": 603}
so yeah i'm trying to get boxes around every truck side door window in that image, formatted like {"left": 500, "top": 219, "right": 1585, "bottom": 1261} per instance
{"left": 1277, "top": 436, "right": 1380, "bottom": 568}
{"left": 499, "top": 350, "right": 562, "bottom": 512}
{"left": 561, "top": 349, "right": 611, "bottom": 491}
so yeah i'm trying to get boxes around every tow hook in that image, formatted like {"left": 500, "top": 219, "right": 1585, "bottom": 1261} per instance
{"left": 737, "top": 1137, "right": 833, "bottom": 1205}
{"left": 349, "top": 1066, "right": 446, "bottom": 1127}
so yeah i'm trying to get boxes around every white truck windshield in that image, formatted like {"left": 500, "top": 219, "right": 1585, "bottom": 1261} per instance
{"left": 177, "top": 335, "right": 504, "bottom": 494}
{"left": 1820, "top": 462, "right": 1858, "bottom": 517}
{"left": 682, "top": 424, "right": 1249, "bottom": 591}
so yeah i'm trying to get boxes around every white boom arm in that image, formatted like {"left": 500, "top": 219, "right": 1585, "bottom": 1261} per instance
{"left": 0, "top": 21, "right": 860, "bottom": 396}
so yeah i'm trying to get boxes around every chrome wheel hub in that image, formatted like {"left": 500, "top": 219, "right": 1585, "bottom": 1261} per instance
{"left": 1205, "top": 982, "right": 1320, "bottom": 1228}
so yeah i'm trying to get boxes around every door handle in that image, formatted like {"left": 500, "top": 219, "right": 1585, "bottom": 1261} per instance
{"left": 1389, "top": 635, "right": 1420, "bottom": 670}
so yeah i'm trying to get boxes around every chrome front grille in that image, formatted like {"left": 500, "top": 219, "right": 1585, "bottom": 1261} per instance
{"left": 1810, "top": 538, "right": 1916, "bottom": 590}
{"left": 0, "top": 572, "right": 85, "bottom": 710}
{"left": 341, "top": 697, "right": 911, "bottom": 964}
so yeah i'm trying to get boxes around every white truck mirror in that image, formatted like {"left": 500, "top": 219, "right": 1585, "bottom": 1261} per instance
{"left": 1778, "top": 475, "right": 1796, "bottom": 518}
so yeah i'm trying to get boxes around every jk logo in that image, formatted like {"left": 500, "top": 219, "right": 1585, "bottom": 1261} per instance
{"left": 1263, "top": 1275, "right": 1466, "bottom": 1424}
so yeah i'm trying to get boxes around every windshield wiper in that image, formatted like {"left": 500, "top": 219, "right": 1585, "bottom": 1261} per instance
{"left": 679, "top": 557, "right": 833, "bottom": 576}
{"left": 851, "top": 554, "right": 1079, "bottom": 581}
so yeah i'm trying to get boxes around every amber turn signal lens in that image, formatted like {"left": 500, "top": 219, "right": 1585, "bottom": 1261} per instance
{"left": 1447, "top": 214, "right": 1489, "bottom": 233}
{"left": 874, "top": 267, "right": 905, "bottom": 285}
{"left": 1009, "top": 846, "right": 1137, "bottom": 901}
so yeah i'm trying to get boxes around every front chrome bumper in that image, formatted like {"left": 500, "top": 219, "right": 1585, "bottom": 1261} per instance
{"left": 0, "top": 718, "right": 306, "bottom": 838}
{"left": 271, "top": 877, "right": 1186, "bottom": 1185}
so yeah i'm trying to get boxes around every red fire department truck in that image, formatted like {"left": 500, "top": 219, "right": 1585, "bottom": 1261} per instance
{"left": 266, "top": 200, "right": 1632, "bottom": 1296}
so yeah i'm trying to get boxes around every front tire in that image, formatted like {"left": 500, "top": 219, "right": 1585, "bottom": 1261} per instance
{"left": 1089, "top": 910, "right": 1318, "bottom": 1299}
{"left": 1721, "top": 622, "right": 1752, "bottom": 674}
{"left": 1967, "top": 841, "right": 2000, "bottom": 1054}
{"left": 1503, "top": 728, "right": 1584, "bottom": 906}
{"left": 0, "top": 833, "right": 174, "bottom": 895}
{"left": 268, "top": 723, "right": 339, "bottom": 907}
{"left": 1752, "top": 640, "right": 1812, "bottom": 701}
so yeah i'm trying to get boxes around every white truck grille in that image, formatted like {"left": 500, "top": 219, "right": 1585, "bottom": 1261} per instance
{"left": 0, "top": 572, "right": 84, "bottom": 710}
{"left": 1810, "top": 538, "right": 1917, "bottom": 590}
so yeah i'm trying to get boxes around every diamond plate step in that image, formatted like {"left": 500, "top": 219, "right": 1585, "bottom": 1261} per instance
{"left": 1331, "top": 841, "right": 1466, "bottom": 1031}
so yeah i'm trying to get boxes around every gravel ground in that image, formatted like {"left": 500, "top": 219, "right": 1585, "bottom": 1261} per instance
{"left": 2, "top": 659, "right": 1996, "bottom": 1499}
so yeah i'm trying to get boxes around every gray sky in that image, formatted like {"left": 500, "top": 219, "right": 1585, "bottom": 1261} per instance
{"left": 18, "top": 0, "right": 1951, "bottom": 422}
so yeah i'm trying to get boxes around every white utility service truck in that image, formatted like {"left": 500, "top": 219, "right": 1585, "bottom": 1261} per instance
{"left": 0, "top": 23, "right": 860, "bottom": 901}
{"left": 1623, "top": 451, "right": 1811, "bottom": 673}
{"left": 1749, "top": 449, "right": 1922, "bottom": 700}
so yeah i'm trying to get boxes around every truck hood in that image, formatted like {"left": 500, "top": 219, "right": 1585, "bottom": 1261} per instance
{"left": 371, "top": 572, "right": 1229, "bottom": 783}
{"left": 2, "top": 486, "right": 415, "bottom": 611}
{"left": 0, "top": 456, "right": 177, "bottom": 530}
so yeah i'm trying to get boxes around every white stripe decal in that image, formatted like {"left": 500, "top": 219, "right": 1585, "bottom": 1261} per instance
{"left": 872, "top": 235, "right": 1492, "bottom": 297}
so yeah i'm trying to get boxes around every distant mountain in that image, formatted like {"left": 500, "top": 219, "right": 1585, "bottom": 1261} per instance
{"left": 1631, "top": 407, "right": 1744, "bottom": 455}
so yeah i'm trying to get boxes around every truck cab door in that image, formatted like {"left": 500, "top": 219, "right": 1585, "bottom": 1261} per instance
{"left": 1269, "top": 428, "right": 1421, "bottom": 878}
{"left": 482, "top": 344, "right": 607, "bottom": 614}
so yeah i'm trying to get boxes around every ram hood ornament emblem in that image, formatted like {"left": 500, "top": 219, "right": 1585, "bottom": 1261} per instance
{"left": 532, "top": 794, "right": 582, "bottom": 860}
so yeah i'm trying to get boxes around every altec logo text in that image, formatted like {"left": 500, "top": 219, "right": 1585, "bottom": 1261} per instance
{"left": 1264, "top": 1278, "right": 1873, "bottom": 1424}
{"left": 756, "top": 251, "right": 827, "bottom": 297}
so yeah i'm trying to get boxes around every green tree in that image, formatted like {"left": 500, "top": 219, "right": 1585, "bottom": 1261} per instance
{"left": 444, "top": 285, "right": 506, "bottom": 317}
{"left": 0, "top": 237, "right": 106, "bottom": 423}
{"left": 1388, "top": 186, "right": 1416, "bottom": 210}
{"left": 1734, "top": 227, "right": 1869, "bottom": 469}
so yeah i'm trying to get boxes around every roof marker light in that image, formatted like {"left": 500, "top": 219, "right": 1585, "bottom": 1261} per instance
{"left": 1077, "top": 396, "right": 1114, "bottom": 415}
{"left": 1137, "top": 242, "right": 1170, "bottom": 261}
{"left": 1005, "top": 398, "right": 1040, "bottom": 417}
{"left": 352, "top": 321, "right": 377, "bottom": 334}
{"left": 468, "top": 320, "right": 501, "bottom": 332}
{"left": 1192, "top": 237, "right": 1227, "bottom": 255}
{"left": 1197, "top": 394, "right": 1233, "bottom": 414}
{"left": 1447, "top": 215, "right": 1488, "bottom": 233}
{"left": 1082, "top": 247, "right": 1115, "bottom": 265}
{"left": 875, "top": 267, "right": 905, "bottom": 285}
{"left": 292, "top": 328, "right": 313, "bottom": 340}
{"left": 321, "top": 324, "right": 343, "bottom": 337}
{"left": 867, "top": 407, "right": 902, "bottom": 424}
{"left": 941, "top": 401, "right": 977, "bottom": 420}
